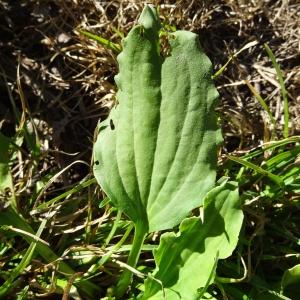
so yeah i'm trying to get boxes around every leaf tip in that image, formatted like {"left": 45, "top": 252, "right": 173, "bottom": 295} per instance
{"left": 138, "top": 5, "right": 161, "bottom": 32}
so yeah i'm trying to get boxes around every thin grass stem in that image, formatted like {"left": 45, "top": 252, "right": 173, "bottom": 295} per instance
{"left": 264, "top": 43, "right": 289, "bottom": 138}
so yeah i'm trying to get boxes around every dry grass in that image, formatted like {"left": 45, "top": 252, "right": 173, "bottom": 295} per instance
{"left": 1, "top": 1, "right": 299, "bottom": 159}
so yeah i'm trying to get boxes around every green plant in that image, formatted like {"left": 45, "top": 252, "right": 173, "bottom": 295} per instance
{"left": 93, "top": 5, "right": 243, "bottom": 299}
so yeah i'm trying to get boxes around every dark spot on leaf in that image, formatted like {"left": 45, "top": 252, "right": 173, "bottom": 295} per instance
{"left": 95, "top": 160, "right": 99, "bottom": 165}
{"left": 110, "top": 119, "right": 115, "bottom": 130}
{"left": 139, "top": 26, "right": 144, "bottom": 37}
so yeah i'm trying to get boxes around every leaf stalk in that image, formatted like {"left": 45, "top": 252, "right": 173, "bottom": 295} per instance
{"left": 115, "top": 222, "right": 147, "bottom": 298}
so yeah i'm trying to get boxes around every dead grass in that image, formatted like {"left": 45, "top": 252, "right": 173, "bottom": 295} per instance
{"left": 1, "top": 1, "right": 299, "bottom": 160}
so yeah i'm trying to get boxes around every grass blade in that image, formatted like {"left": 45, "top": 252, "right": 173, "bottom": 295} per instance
{"left": 32, "top": 177, "right": 96, "bottom": 212}
{"left": 244, "top": 80, "right": 277, "bottom": 139}
{"left": 228, "top": 155, "right": 285, "bottom": 189}
{"left": 264, "top": 43, "right": 289, "bottom": 138}
{"left": 80, "top": 30, "right": 122, "bottom": 53}
{"left": 213, "top": 41, "right": 258, "bottom": 79}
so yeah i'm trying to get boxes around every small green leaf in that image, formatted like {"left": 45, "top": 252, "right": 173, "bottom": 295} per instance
{"left": 98, "top": 197, "right": 111, "bottom": 208}
{"left": 281, "top": 264, "right": 300, "bottom": 290}
{"left": 141, "top": 181, "right": 243, "bottom": 300}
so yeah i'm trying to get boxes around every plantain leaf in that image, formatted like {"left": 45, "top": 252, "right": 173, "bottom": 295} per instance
{"left": 93, "top": 5, "right": 221, "bottom": 233}
{"left": 140, "top": 181, "right": 243, "bottom": 300}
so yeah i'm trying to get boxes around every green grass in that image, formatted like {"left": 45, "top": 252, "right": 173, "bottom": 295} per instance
{"left": 1, "top": 113, "right": 299, "bottom": 297}
{"left": 264, "top": 43, "right": 290, "bottom": 139}
{"left": 1, "top": 128, "right": 299, "bottom": 299}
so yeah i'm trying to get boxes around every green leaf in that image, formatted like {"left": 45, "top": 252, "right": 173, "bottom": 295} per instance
{"left": 281, "top": 264, "right": 300, "bottom": 290}
{"left": 93, "top": 5, "right": 221, "bottom": 233}
{"left": 141, "top": 182, "right": 243, "bottom": 300}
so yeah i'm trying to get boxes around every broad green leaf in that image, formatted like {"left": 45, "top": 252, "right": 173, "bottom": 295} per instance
{"left": 93, "top": 5, "right": 221, "bottom": 233}
{"left": 140, "top": 182, "right": 243, "bottom": 300}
